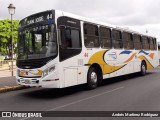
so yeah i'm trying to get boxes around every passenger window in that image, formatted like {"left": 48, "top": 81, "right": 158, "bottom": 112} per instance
{"left": 112, "top": 29, "right": 123, "bottom": 49}
{"left": 133, "top": 34, "right": 142, "bottom": 50}
{"left": 84, "top": 23, "right": 100, "bottom": 48}
{"left": 60, "top": 26, "right": 81, "bottom": 49}
{"left": 142, "top": 36, "right": 149, "bottom": 50}
{"left": 153, "top": 38, "right": 157, "bottom": 50}
{"left": 148, "top": 37, "right": 155, "bottom": 50}
{"left": 100, "top": 27, "right": 112, "bottom": 48}
{"left": 122, "top": 32, "right": 134, "bottom": 49}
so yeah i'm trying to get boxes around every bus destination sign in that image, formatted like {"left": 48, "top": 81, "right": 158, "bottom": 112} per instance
{"left": 20, "top": 11, "right": 54, "bottom": 27}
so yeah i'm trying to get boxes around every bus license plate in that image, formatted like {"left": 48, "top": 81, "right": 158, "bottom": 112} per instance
{"left": 25, "top": 79, "right": 31, "bottom": 84}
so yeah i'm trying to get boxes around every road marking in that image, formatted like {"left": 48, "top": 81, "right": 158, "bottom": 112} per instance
{"left": 47, "top": 86, "right": 125, "bottom": 111}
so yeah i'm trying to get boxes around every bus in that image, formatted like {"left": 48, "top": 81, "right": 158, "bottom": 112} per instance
{"left": 17, "top": 10, "right": 159, "bottom": 89}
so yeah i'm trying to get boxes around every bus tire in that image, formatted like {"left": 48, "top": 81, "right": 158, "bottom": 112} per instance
{"left": 87, "top": 67, "right": 98, "bottom": 89}
{"left": 140, "top": 62, "right": 146, "bottom": 76}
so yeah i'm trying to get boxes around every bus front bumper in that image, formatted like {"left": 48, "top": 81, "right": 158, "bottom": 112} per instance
{"left": 16, "top": 77, "right": 60, "bottom": 88}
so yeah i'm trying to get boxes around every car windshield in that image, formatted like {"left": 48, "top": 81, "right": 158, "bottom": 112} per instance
{"left": 18, "top": 24, "right": 57, "bottom": 60}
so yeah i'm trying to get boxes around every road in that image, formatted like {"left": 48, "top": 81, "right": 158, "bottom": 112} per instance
{"left": 0, "top": 67, "right": 160, "bottom": 120}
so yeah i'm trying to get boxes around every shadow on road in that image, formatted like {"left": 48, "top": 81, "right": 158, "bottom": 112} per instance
{"left": 102, "top": 72, "right": 153, "bottom": 85}
{"left": 21, "top": 72, "right": 155, "bottom": 99}
{"left": 21, "top": 85, "right": 86, "bottom": 99}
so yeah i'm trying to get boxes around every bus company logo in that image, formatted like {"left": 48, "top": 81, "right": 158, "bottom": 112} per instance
{"left": 108, "top": 52, "right": 117, "bottom": 59}
{"left": 24, "top": 71, "right": 29, "bottom": 75}
{"left": 25, "top": 71, "right": 28, "bottom": 75}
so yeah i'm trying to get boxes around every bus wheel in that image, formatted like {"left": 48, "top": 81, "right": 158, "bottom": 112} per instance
{"left": 140, "top": 62, "right": 146, "bottom": 76}
{"left": 87, "top": 67, "right": 98, "bottom": 89}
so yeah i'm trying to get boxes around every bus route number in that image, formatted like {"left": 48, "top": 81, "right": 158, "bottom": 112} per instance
{"left": 47, "top": 14, "right": 53, "bottom": 19}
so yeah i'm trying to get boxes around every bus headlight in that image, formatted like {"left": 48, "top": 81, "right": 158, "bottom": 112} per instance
{"left": 43, "top": 65, "right": 55, "bottom": 78}
{"left": 43, "top": 69, "right": 48, "bottom": 78}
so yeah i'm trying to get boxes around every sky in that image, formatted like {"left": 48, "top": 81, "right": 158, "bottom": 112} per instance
{"left": 1, "top": 0, "right": 160, "bottom": 41}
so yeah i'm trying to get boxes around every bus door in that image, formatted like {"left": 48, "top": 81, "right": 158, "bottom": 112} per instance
{"left": 57, "top": 16, "right": 82, "bottom": 87}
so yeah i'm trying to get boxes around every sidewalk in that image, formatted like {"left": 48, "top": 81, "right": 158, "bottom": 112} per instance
{"left": 0, "top": 69, "right": 17, "bottom": 89}
{"left": 0, "top": 76, "right": 16, "bottom": 88}
{"left": 0, "top": 65, "right": 16, "bottom": 72}
{"left": 0, "top": 70, "right": 29, "bottom": 93}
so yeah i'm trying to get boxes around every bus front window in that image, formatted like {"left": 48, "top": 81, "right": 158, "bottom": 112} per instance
{"left": 18, "top": 24, "right": 57, "bottom": 60}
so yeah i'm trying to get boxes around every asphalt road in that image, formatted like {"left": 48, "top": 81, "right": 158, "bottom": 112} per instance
{"left": 0, "top": 67, "right": 160, "bottom": 120}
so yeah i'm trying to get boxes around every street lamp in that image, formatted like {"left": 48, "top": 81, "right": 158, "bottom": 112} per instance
{"left": 8, "top": 3, "right": 16, "bottom": 76}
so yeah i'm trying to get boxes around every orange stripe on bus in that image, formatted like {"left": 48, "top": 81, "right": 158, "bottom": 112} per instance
{"left": 124, "top": 53, "right": 136, "bottom": 63}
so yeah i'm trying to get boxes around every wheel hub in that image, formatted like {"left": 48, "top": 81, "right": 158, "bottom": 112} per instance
{"left": 142, "top": 65, "right": 146, "bottom": 73}
{"left": 91, "top": 72, "right": 97, "bottom": 83}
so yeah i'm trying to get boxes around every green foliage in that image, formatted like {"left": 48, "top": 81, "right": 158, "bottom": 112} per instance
{"left": 0, "top": 19, "right": 19, "bottom": 57}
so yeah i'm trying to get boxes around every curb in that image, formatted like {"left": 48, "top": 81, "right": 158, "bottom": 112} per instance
{"left": 0, "top": 85, "right": 30, "bottom": 93}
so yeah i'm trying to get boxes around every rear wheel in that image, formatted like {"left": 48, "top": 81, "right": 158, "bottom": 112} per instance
{"left": 87, "top": 67, "right": 98, "bottom": 89}
{"left": 140, "top": 62, "right": 146, "bottom": 76}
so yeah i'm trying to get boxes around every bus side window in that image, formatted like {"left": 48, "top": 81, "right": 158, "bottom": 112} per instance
{"left": 142, "top": 36, "right": 149, "bottom": 50}
{"left": 83, "top": 23, "right": 100, "bottom": 48}
{"left": 149, "top": 37, "right": 155, "bottom": 50}
{"left": 133, "top": 34, "right": 142, "bottom": 50}
{"left": 100, "top": 27, "right": 112, "bottom": 48}
{"left": 122, "top": 32, "right": 130, "bottom": 49}
{"left": 59, "top": 26, "right": 81, "bottom": 49}
{"left": 59, "top": 26, "right": 72, "bottom": 48}
{"left": 154, "top": 38, "right": 157, "bottom": 50}
{"left": 112, "top": 29, "right": 123, "bottom": 49}
{"left": 122, "top": 32, "right": 134, "bottom": 50}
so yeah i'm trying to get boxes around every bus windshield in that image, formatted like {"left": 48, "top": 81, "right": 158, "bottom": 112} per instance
{"left": 18, "top": 24, "right": 57, "bottom": 60}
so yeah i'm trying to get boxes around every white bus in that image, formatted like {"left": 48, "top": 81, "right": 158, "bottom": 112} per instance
{"left": 17, "top": 10, "right": 159, "bottom": 89}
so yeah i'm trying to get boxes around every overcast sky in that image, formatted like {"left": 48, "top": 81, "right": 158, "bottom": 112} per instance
{"left": 1, "top": 0, "right": 160, "bottom": 41}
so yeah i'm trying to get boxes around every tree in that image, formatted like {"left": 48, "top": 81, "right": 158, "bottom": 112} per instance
{"left": 0, "top": 19, "right": 19, "bottom": 58}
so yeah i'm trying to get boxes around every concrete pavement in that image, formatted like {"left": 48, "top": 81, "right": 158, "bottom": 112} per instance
{"left": 0, "top": 69, "right": 29, "bottom": 93}
{"left": 0, "top": 69, "right": 16, "bottom": 77}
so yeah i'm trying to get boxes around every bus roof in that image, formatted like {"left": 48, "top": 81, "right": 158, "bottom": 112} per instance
{"left": 20, "top": 9, "right": 156, "bottom": 39}
{"left": 58, "top": 10, "right": 156, "bottom": 39}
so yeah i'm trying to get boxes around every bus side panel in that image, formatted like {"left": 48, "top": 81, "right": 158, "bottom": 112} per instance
{"left": 133, "top": 50, "right": 141, "bottom": 73}
{"left": 64, "top": 67, "right": 78, "bottom": 87}
{"left": 77, "top": 66, "right": 88, "bottom": 85}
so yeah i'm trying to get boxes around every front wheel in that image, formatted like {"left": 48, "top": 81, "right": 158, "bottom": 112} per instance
{"left": 140, "top": 62, "right": 146, "bottom": 76}
{"left": 87, "top": 67, "right": 98, "bottom": 89}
